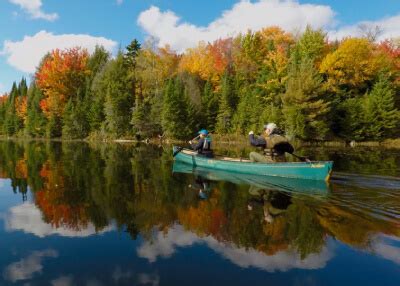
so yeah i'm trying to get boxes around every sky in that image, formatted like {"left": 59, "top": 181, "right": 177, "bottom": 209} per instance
{"left": 0, "top": 0, "right": 400, "bottom": 94}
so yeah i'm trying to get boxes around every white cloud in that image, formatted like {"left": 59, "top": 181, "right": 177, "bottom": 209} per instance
{"left": 329, "top": 14, "right": 400, "bottom": 41}
{"left": 3, "top": 202, "right": 114, "bottom": 237}
{"left": 116, "top": 0, "right": 123, "bottom": 5}
{"left": 137, "top": 225, "right": 333, "bottom": 272}
{"left": 9, "top": 0, "right": 58, "bottom": 21}
{"left": 3, "top": 249, "right": 58, "bottom": 282}
{"left": 137, "top": 0, "right": 335, "bottom": 52}
{"left": 1, "top": 30, "right": 118, "bottom": 73}
{"left": 137, "top": 0, "right": 400, "bottom": 53}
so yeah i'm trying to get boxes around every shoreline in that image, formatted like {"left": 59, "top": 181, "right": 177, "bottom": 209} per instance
{"left": 0, "top": 135, "right": 399, "bottom": 148}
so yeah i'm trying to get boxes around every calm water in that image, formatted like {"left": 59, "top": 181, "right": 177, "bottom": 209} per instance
{"left": 0, "top": 141, "right": 399, "bottom": 286}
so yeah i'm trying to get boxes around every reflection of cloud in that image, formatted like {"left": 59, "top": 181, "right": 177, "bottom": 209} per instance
{"left": 137, "top": 225, "right": 333, "bottom": 272}
{"left": 51, "top": 275, "right": 74, "bottom": 286}
{"left": 373, "top": 237, "right": 400, "bottom": 265}
{"left": 112, "top": 266, "right": 133, "bottom": 282}
{"left": 0, "top": 178, "right": 9, "bottom": 188}
{"left": 3, "top": 249, "right": 58, "bottom": 282}
{"left": 137, "top": 226, "right": 199, "bottom": 262}
{"left": 4, "top": 203, "right": 114, "bottom": 238}
{"left": 138, "top": 273, "right": 160, "bottom": 286}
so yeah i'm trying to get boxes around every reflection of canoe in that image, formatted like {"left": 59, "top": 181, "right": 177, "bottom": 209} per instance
{"left": 173, "top": 161, "right": 329, "bottom": 195}
{"left": 173, "top": 147, "right": 333, "bottom": 181}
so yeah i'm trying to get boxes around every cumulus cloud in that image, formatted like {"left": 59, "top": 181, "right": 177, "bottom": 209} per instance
{"left": 3, "top": 249, "right": 58, "bottom": 282}
{"left": 137, "top": 0, "right": 400, "bottom": 53}
{"left": 3, "top": 202, "right": 114, "bottom": 237}
{"left": 137, "top": 225, "right": 333, "bottom": 272}
{"left": 1, "top": 30, "right": 118, "bottom": 74}
{"left": 137, "top": 0, "right": 335, "bottom": 52}
{"left": 9, "top": 0, "right": 58, "bottom": 21}
{"left": 329, "top": 14, "right": 400, "bottom": 41}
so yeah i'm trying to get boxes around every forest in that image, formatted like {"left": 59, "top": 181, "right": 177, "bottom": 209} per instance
{"left": 0, "top": 26, "right": 399, "bottom": 141}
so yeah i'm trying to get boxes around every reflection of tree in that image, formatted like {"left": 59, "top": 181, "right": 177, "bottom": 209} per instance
{"left": 0, "top": 141, "right": 399, "bottom": 260}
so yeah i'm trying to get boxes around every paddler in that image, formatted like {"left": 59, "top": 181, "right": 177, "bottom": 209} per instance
{"left": 248, "top": 123, "right": 294, "bottom": 163}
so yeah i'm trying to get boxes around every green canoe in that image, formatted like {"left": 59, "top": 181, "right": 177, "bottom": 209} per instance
{"left": 173, "top": 146, "right": 333, "bottom": 181}
{"left": 173, "top": 161, "right": 329, "bottom": 194}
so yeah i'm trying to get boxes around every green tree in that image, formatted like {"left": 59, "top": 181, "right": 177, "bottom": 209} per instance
{"left": 161, "top": 78, "right": 194, "bottom": 139}
{"left": 25, "top": 83, "right": 47, "bottom": 137}
{"left": 362, "top": 76, "right": 400, "bottom": 140}
{"left": 201, "top": 80, "right": 219, "bottom": 132}
{"left": 282, "top": 58, "right": 330, "bottom": 140}
{"left": 296, "top": 26, "right": 326, "bottom": 63}
{"left": 232, "top": 87, "right": 261, "bottom": 133}
{"left": 102, "top": 53, "right": 133, "bottom": 137}
{"left": 216, "top": 73, "right": 236, "bottom": 133}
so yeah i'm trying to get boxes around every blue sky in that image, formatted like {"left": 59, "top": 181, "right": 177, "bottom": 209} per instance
{"left": 1, "top": 0, "right": 400, "bottom": 94}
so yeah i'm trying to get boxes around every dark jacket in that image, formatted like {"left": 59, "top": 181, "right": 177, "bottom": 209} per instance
{"left": 249, "top": 134, "right": 267, "bottom": 148}
{"left": 192, "top": 137, "right": 213, "bottom": 157}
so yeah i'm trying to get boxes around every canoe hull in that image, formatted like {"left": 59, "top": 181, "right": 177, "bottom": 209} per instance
{"left": 173, "top": 147, "right": 333, "bottom": 181}
{"left": 173, "top": 161, "right": 329, "bottom": 194}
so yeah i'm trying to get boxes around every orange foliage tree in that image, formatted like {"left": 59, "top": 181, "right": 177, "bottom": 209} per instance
{"left": 36, "top": 47, "right": 89, "bottom": 117}
{"left": 179, "top": 38, "right": 233, "bottom": 85}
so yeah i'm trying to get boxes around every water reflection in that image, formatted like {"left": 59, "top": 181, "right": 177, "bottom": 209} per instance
{"left": 0, "top": 141, "right": 399, "bottom": 285}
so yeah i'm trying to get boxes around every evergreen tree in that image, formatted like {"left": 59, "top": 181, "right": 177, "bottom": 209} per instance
{"left": 25, "top": 83, "right": 47, "bottom": 137}
{"left": 337, "top": 97, "right": 365, "bottom": 141}
{"left": 161, "top": 78, "right": 193, "bottom": 139}
{"left": 4, "top": 82, "right": 22, "bottom": 135}
{"left": 362, "top": 76, "right": 400, "bottom": 140}
{"left": 232, "top": 87, "right": 261, "bottom": 133}
{"left": 62, "top": 97, "right": 90, "bottom": 139}
{"left": 216, "top": 73, "right": 236, "bottom": 133}
{"left": 201, "top": 80, "right": 219, "bottom": 132}
{"left": 282, "top": 58, "right": 330, "bottom": 140}
{"left": 102, "top": 53, "right": 133, "bottom": 137}
{"left": 296, "top": 26, "right": 326, "bottom": 62}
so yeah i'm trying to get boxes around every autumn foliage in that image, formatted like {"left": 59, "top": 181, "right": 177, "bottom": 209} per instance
{"left": 36, "top": 47, "right": 89, "bottom": 117}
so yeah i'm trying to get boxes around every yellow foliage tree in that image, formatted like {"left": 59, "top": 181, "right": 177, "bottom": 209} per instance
{"left": 320, "top": 38, "right": 382, "bottom": 95}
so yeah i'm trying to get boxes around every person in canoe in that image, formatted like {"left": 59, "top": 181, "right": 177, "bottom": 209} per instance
{"left": 248, "top": 123, "right": 294, "bottom": 163}
{"left": 189, "top": 129, "right": 213, "bottom": 158}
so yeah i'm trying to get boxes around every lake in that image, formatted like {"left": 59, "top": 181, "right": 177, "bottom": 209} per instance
{"left": 0, "top": 141, "right": 399, "bottom": 285}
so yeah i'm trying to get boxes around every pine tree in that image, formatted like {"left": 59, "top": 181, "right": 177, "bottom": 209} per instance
{"left": 282, "top": 58, "right": 330, "bottom": 140}
{"left": 4, "top": 82, "right": 22, "bottom": 136}
{"left": 201, "top": 80, "right": 219, "bottom": 132}
{"left": 297, "top": 26, "right": 326, "bottom": 62}
{"left": 362, "top": 76, "right": 400, "bottom": 140}
{"left": 102, "top": 53, "right": 133, "bottom": 137}
{"left": 216, "top": 73, "right": 236, "bottom": 133}
{"left": 62, "top": 97, "right": 89, "bottom": 139}
{"left": 161, "top": 78, "right": 193, "bottom": 139}
{"left": 232, "top": 87, "right": 261, "bottom": 133}
{"left": 25, "top": 83, "right": 47, "bottom": 137}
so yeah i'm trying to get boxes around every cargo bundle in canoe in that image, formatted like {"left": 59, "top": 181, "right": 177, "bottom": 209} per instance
{"left": 173, "top": 146, "right": 333, "bottom": 181}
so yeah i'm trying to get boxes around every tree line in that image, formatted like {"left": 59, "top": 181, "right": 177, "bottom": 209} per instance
{"left": 0, "top": 26, "right": 399, "bottom": 141}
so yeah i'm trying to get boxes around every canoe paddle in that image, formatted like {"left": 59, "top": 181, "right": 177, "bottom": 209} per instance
{"left": 290, "top": 152, "right": 311, "bottom": 163}
{"left": 173, "top": 135, "right": 200, "bottom": 157}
